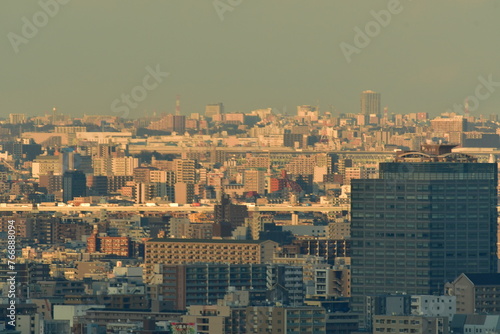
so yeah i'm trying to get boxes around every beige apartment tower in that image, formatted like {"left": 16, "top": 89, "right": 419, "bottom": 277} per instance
{"left": 173, "top": 159, "right": 195, "bottom": 184}
{"left": 243, "top": 169, "right": 266, "bottom": 195}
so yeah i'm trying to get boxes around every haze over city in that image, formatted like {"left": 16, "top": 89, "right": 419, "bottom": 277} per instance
{"left": 2, "top": 0, "right": 500, "bottom": 117}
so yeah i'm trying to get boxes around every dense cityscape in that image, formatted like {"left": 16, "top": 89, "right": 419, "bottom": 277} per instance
{"left": 3, "top": 0, "right": 500, "bottom": 332}
{"left": 0, "top": 93, "right": 499, "bottom": 333}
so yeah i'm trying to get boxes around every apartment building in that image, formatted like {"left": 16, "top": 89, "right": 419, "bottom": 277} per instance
{"left": 144, "top": 239, "right": 278, "bottom": 278}
{"left": 445, "top": 273, "right": 500, "bottom": 315}
{"left": 373, "top": 315, "right": 449, "bottom": 334}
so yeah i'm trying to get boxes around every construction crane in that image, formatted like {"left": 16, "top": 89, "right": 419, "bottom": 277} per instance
{"left": 0, "top": 158, "right": 19, "bottom": 176}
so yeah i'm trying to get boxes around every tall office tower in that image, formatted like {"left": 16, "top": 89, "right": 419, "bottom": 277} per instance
{"left": 173, "top": 159, "right": 195, "bottom": 184}
{"left": 62, "top": 170, "right": 87, "bottom": 202}
{"left": 205, "top": 103, "right": 224, "bottom": 118}
{"left": 350, "top": 144, "right": 497, "bottom": 325}
{"left": 360, "top": 90, "right": 381, "bottom": 116}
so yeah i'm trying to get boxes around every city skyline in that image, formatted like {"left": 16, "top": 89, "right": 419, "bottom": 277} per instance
{"left": 0, "top": 108, "right": 499, "bottom": 332}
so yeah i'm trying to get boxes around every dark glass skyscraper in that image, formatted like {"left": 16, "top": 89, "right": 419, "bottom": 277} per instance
{"left": 350, "top": 145, "right": 498, "bottom": 316}
{"left": 62, "top": 170, "right": 87, "bottom": 202}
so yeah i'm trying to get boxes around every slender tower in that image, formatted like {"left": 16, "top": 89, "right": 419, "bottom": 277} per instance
{"left": 175, "top": 95, "right": 181, "bottom": 116}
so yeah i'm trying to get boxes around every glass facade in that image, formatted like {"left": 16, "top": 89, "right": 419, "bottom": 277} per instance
{"left": 350, "top": 162, "right": 498, "bottom": 314}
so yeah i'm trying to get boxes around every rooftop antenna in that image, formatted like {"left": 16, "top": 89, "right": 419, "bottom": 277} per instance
{"left": 176, "top": 95, "right": 181, "bottom": 116}
{"left": 464, "top": 98, "right": 469, "bottom": 118}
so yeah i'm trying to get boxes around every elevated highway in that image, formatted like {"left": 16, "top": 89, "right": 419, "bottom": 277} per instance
{"left": 0, "top": 204, "right": 349, "bottom": 214}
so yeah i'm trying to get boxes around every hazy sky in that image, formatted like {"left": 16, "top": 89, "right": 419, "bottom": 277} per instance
{"left": 1, "top": 0, "right": 500, "bottom": 118}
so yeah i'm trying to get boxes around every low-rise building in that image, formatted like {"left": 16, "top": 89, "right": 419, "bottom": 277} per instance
{"left": 326, "top": 312, "right": 359, "bottom": 334}
{"left": 450, "top": 314, "right": 500, "bottom": 334}
{"left": 373, "top": 315, "right": 449, "bottom": 334}
{"left": 411, "top": 295, "right": 456, "bottom": 319}
{"left": 445, "top": 273, "right": 500, "bottom": 315}
{"left": 246, "top": 306, "right": 326, "bottom": 334}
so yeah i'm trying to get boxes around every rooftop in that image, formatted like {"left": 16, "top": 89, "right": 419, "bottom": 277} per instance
{"left": 146, "top": 238, "right": 271, "bottom": 244}
{"left": 394, "top": 144, "right": 477, "bottom": 163}
{"left": 464, "top": 273, "right": 500, "bottom": 286}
